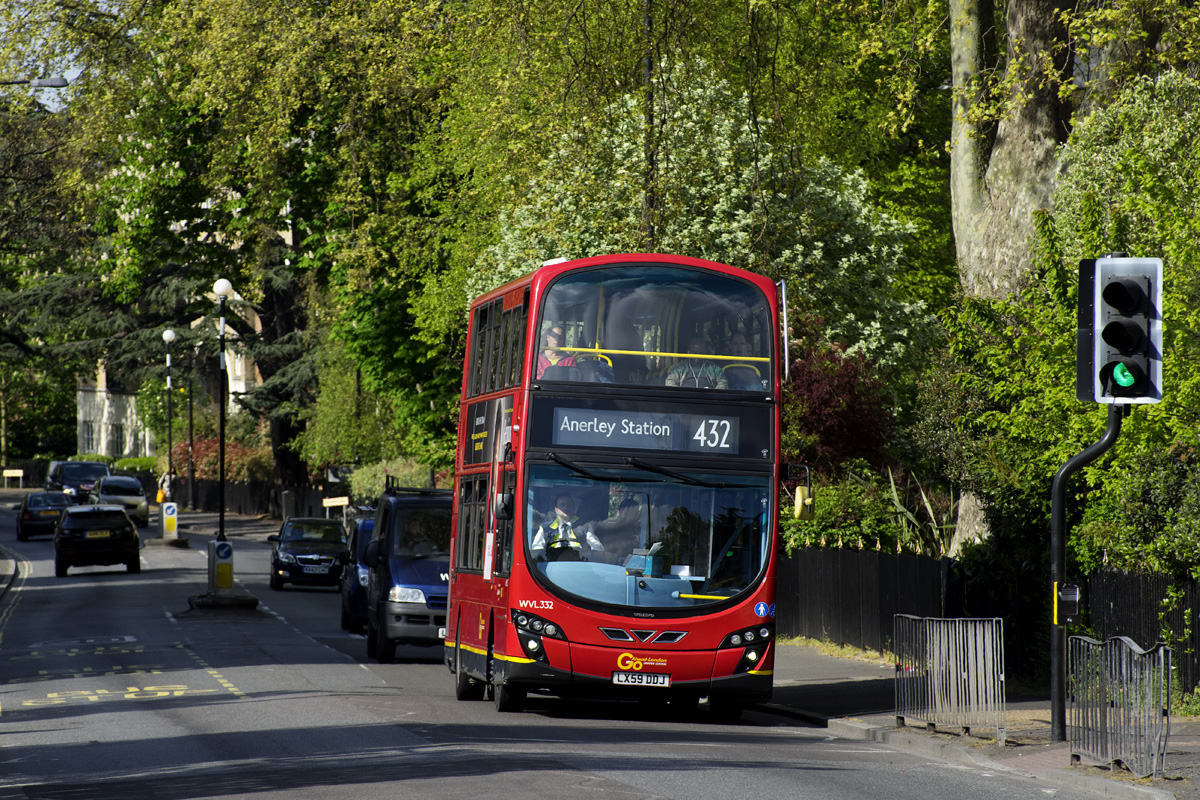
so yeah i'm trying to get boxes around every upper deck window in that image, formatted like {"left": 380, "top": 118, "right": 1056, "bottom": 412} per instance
{"left": 534, "top": 266, "right": 772, "bottom": 391}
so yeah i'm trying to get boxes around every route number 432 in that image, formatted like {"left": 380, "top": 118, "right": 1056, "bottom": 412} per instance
{"left": 692, "top": 419, "right": 732, "bottom": 450}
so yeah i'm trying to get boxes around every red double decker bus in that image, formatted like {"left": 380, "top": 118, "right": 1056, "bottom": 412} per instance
{"left": 446, "top": 253, "right": 787, "bottom": 720}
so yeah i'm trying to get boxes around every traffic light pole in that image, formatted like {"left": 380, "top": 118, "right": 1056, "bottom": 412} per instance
{"left": 1050, "top": 403, "right": 1126, "bottom": 741}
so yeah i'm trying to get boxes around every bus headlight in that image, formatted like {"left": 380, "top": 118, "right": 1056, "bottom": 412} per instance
{"left": 720, "top": 623, "right": 773, "bottom": 649}
{"left": 511, "top": 609, "right": 567, "bottom": 663}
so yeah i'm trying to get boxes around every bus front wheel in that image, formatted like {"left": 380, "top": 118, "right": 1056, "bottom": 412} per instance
{"left": 455, "top": 646, "right": 485, "bottom": 701}
{"left": 708, "top": 695, "right": 744, "bottom": 723}
{"left": 493, "top": 679, "right": 526, "bottom": 713}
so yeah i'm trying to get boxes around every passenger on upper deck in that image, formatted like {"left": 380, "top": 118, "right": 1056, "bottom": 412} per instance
{"left": 665, "top": 335, "right": 728, "bottom": 389}
{"left": 723, "top": 332, "right": 763, "bottom": 390}
{"left": 536, "top": 325, "right": 577, "bottom": 379}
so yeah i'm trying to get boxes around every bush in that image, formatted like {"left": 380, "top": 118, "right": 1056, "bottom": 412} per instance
{"left": 349, "top": 458, "right": 448, "bottom": 500}
{"left": 71, "top": 454, "right": 114, "bottom": 464}
{"left": 782, "top": 346, "right": 895, "bottom": 472}
{"left": 113, "top": 457, "right": 157, "bottom": 473}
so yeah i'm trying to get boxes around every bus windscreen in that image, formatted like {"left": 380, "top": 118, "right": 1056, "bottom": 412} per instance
{"left": 524, "top": 464, "right": 770, "bottom": 610}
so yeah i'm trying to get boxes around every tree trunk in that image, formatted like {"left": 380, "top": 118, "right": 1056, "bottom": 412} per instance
{"left": 951, "top": 0, "right": 1073, "bottom": 299}
{"left": 949, "top": 0, "right": 1074, "bottom": 542}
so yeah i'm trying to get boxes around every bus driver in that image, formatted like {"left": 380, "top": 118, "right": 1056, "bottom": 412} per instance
{"left": 531, "top": 493, "right": 605, "bottom": 560}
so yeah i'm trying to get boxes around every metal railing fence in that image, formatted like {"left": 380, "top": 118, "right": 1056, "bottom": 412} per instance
{"left": 1068, "top": 635, "right": 1171, "bottom": 779}
{"left": 894, "top": 615, "right": 1006, "bottom": 744}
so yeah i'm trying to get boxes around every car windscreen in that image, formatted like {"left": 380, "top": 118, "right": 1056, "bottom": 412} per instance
{"left": 282, "top": 521, "right": 346, "bottom": 543}
{"left": 101, "top": 479, "right": 144, "bottom": 497}
{"left": 61, "top": 511, "right": 130, "bottom": 529}
{"left": 29, "top": 494, "right": 67, "bottom": 509}
{"left": 61, "top": 463, "right": 110, "bottom": 482}
{"left": 390, "top": 506, "right": 452, "bottom": 558}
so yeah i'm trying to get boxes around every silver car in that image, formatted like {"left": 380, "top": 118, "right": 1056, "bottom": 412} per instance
{"left": 88, "top": 475, "right": 150, "bottom": 527}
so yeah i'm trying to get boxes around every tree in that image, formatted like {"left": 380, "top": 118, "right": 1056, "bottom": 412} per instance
{"left": 473, "top": 64, "right": 935, "bottom": 378}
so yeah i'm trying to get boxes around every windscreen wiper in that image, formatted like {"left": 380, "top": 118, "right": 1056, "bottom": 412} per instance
{"left": 622, "top": 456, "right": 729, "bottom": 488}
{"left": 547, "top": 453, "right": 630, "bottom": 482}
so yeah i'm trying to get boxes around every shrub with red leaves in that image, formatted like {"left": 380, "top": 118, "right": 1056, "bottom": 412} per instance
{"left": 782, "top": 346, "right": 895, "bottom": 472}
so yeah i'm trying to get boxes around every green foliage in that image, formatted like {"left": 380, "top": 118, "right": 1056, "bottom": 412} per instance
{"left": 1073, "top": 445, "right": 1200, "bottom": 579}
{"left": 70, "top": 454, "right": 113, "bottom": 464}
{"left": 349, "top": 458, "right": 445, "bottom": 501}
{"left": 113, "top": 457, "right": 156, "bottom": 473}
{"left": 295, "top": 330, "right": 407, "bottom": 468}
{"left": 781, "top": 461, "right": 952, "bottom": 556}
{"left": 471, "top": 61, "right": 935, "bottom": 377}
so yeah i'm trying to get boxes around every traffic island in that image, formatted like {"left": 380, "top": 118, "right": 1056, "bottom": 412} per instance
{"left": 187, "top": 539, "right": 259, "bottom": 610}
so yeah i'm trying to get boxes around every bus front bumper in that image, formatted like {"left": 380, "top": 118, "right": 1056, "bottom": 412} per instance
{"left": 493, "top": 653, "right": 773, "bottom": 702}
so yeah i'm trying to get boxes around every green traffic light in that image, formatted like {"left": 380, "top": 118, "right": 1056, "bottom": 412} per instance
{"left": 1113, "top": 362, "right": 1136, "bottom": 388}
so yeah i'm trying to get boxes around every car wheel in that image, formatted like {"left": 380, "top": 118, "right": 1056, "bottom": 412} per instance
{"left": 366, "top": 618, "right": 379, "bottom": 659}
{"left": 492, "top": 678, "right": 526, "bottom": 713}
{"left": 54, "top": 558, "right": 68, "bottom": 578}
{"left": 16, "top": 528, "right": 27, "bottom": 542}
{"left": 269, "top": 572, "right": 282, "bottom": 591}
{"left": 127, "top": 557, "right": 141, "bottom": 574}
{"left": 377, "top": 634, "right": 397, "bottom": 664}
{"left": 455, "top": 644, "right": 485, "bottom": 701}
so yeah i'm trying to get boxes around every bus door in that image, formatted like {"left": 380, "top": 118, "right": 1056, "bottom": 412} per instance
{"left": 483, "top": 396, "right": 514, "bottom": 584}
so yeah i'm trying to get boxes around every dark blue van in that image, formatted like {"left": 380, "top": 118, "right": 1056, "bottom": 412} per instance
{"left": 362, "top": 481, "right": 453, "bottom": 663}
{"left": 339, "top": 513, "right": 375, "bottom": 633}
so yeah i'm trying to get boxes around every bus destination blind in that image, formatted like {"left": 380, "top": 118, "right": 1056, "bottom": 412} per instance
{"left": 552, "top": 407, "right": 742, "bottom": 454}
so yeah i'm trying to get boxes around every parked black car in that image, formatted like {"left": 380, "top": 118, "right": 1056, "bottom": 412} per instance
{"left": 15, "top": 492, "right": 71, "bottom": 541}
{"left": 339, "top": 514, "right": 375, "bottom": 633}
{"left": 46, "top": 461, "right": 112, "bottom": 504}
{"left": 54, "top": 505, "right": 141, "bottom": 577}
{"left": 267, "top": 517, "right": 347, "bottom": 590}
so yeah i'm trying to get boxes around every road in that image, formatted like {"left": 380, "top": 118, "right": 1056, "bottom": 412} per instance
{"left": 0, "top": 505, "right": 1108, "bottom": 800}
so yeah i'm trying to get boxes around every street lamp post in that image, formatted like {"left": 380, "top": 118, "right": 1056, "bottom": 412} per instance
{"left": 162, "top": 329, "right": 176, "bottom": 500}
{"left": 0, "top": 77, "right": 69, "bottom": 87}
{"left": 214, "top": 279, "right": 233, "bottom": 542}
{"left": 188, "top": 353, "right": 196, "bottom": 512}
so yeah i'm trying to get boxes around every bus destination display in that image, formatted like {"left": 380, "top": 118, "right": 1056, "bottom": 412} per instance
{"left": 553, "top": 407, "right": 741, "bottom": 454}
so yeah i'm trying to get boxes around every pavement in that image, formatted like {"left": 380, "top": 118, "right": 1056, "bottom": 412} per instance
{"left": 1, "top": 494, "right": 1197, "bottom": 798}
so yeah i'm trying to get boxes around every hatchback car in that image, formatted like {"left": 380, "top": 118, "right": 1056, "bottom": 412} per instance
{"left": 339, "top": 514, "right": 375, "bottom": 633}
{"left": 15, "top": 492, "right": 71, "bottom": 541}
{"left": 53, "top": 505, "right": 141, "bottom": 577}
{"left": 88, "top": 475, "right": 150, "bottom": 527}
{"left": 46, "top": 461, "right": 111, "bottom": 504}
{"left": 267, "top": 517, "right": 347, "bottom": 590}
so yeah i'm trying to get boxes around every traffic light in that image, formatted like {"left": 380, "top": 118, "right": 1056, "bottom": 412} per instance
{"left": 1076, "top": 256, "right": 1162, "bottom": 404}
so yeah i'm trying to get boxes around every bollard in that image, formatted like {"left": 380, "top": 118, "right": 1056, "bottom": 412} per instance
{"left": 160, "top": 501, "right": 179, "bottom": 539}
{"left": 208, "top": 540, "right": 235, "bottom": 596}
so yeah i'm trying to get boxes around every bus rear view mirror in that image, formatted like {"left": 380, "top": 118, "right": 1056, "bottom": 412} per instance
{"left": 794, "top": 485, "right": 815, "bottom": 521}
{"left": 786, "top": 463, "right": 815, "bottom": 520}
{"left": 495, "top": 493, "right": 514, "bottom": 521}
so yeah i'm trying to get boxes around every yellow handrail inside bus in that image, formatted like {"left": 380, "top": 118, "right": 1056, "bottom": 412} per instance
{"left": 672, "top": 592, "right": 730, "bottom": 601}
{"left": 562, "top": 346, "right": 769, "bottom": 364}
